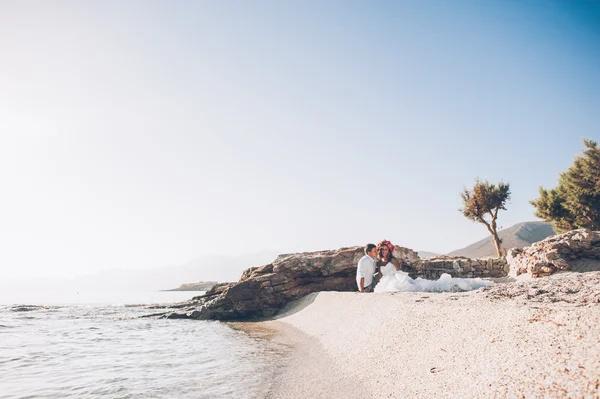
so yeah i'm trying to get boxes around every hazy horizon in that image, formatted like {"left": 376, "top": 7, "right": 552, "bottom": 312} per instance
{"left": 0, "top": 249, "right": 281, "bottom": 292}
{"left": 1, "top": 2, "right": 598, "bottom": 280}
{"left": 0, "top": 219, "right": 548, "bottom": 285}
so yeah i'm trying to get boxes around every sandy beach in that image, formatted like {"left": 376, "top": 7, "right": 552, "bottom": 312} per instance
{"left": 261, "top": 272, "right": 600, "bottom": 398}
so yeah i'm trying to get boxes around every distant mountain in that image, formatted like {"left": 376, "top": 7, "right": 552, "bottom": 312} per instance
{"left": 0, "top": 251, "right": 280, "bottom": 293}
{"left": 447, "top": 221, "right": 555, "bottom": 258}
{"left": 418, "top": 251, "right": 440, "bottom": 259}
{"left": 164, "top": 281, "right": 218, "bottom": 291}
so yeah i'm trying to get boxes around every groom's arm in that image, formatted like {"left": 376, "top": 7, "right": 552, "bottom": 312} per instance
{"left": 357, "top": 258, "right": 367, "bottom": 292}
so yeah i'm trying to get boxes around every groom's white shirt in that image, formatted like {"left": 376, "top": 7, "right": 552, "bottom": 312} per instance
{"left": 356, "top": 254, "right": 376, "bottom": 289}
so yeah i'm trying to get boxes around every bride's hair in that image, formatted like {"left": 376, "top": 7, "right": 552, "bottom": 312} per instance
{"left": 377, "top": 240, "right": 395, "bottom": 262}
{"left": 378, "top": 248, "right": 393, "bottom": 262}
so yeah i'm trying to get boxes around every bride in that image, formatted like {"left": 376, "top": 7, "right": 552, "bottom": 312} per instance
{"left": 374, "top": 240, "right": 491, "bottom": 293}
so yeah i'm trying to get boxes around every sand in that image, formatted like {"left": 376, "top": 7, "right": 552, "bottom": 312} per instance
{"left": 262, "top": 272, "right": 600, "bottom": 398}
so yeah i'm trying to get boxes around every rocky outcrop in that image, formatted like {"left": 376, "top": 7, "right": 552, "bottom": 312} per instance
{"left": 160, "top": 245, "right": 505, "bottom": 321}
{"left": 165, "top": 246, "right": 419, "bottom": 320}
{"left": 187, "top": 247, "right": 363, "bottom": 320}
{"left": 506, "top": 229, "right": 600, "bottom": 278}
{"left": 156, "top": 230, "right": 600, "bottom": 321}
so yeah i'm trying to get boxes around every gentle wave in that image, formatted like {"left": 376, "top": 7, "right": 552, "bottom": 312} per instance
{"left": 0, "top": 301, "right": 286, "bottom": 398}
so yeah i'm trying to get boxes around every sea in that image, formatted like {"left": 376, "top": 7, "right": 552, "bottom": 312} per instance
{"left": 0, "top": 290, "right": 287, "bottom": 399}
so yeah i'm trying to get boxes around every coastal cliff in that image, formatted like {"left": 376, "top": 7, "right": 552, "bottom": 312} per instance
{"left": 159, "top": 229, "right": 600, "bottom": 321}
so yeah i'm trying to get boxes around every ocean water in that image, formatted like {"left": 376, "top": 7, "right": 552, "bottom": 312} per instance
{"left": 0, "top": 291, "right": 286, "bottom": 399}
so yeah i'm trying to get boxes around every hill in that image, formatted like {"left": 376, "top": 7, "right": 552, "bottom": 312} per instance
{"left": 0, "top": 251, "right": 280, "bottom": 293}
{"left": 447, "top": 221, "right": 555, "bottom": 258}
{"left": 417, "top": 251, "right": 440, "bottom": 259}
{"left": 164, "top": 281, "right": 218, "bottom": 291}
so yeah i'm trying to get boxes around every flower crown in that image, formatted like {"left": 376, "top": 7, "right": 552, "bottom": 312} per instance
{"left": 378, "top": 239, "right": 394, "bottom": 252}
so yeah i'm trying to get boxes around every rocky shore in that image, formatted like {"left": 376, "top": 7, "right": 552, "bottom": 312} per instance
{"left": 153, "top": 229, "right": 600, "bottom": 321}
{"left": 142, "top": 229, "right": 600, "bottom": 397}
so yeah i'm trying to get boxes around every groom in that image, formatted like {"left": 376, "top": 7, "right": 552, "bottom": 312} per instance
{"left": 356, "top": 243, "right": 378, "bottom": 292}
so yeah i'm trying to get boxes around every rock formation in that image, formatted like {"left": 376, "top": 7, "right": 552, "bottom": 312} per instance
{"left": 164, "top": 246, "right": 418, "bottom": 320}
{"left": 506, "top": 229, "right": 600, "bottom": 277}
{"left": 156, "top": 229, "right": 600, "bottom": 321}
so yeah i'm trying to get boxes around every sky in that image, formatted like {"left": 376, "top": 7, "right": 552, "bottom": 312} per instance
{"left": 0, "top": 1, "right": 599, "bottom": 279}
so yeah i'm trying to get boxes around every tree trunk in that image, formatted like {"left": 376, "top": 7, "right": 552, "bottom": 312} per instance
{"left": 490, "top": 230, "right": 503, "bottom": 257}
{"left": 481, "top": 217, "right": 503, "bottom": 257}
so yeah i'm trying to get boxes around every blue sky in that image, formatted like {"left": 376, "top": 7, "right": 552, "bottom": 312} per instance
{"left": 0, "top": 1, "right": 598, "bottom": 278}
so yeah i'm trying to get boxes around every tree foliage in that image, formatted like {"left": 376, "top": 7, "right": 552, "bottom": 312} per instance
{"left": 531, "top": 139, "right": 600, "bottom": 233}
{"left": 460, "top": 179, "right": 511, "bottom": 256}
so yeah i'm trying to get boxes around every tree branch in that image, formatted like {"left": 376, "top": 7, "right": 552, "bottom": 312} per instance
{"left": 477, "top": 217, "right": 492, "bottom": 230}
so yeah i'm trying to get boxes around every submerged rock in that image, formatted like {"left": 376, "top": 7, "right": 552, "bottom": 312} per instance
{"left": 165, "top": 312, "right": 190, "bottom": 319}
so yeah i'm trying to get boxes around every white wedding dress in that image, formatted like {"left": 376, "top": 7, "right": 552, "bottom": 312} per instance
{"left": 374, "top": 262, "right": 491, "bottom": 293}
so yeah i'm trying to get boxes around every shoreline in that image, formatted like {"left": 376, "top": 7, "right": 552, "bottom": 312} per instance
{"left": 254, "top": 272, "right": 600, "bottom": 398}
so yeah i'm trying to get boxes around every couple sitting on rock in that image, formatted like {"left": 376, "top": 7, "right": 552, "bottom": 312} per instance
{"left": 356, "top": 240, "right": 491, "bottom": 293}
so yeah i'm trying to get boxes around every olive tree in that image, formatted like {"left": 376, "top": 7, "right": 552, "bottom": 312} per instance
{"left": 460, "top": 179, "right": 511, "bottom": 257}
